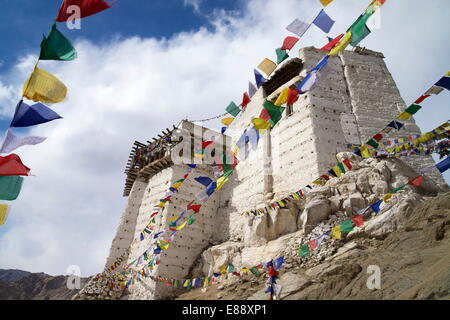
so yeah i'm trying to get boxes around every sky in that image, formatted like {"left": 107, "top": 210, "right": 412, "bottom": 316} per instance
{"left": 0, "top": 0, "right": 449, "bottom": 277}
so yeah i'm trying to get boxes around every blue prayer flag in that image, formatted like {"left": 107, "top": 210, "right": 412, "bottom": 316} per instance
{"left": 195, "top": 176, "right": 213, "bottom": 187}
{"left": 10, "top": 100, "right": 62, "bottom": 128}
{"left": 435, "top": 76, "right": 450, "bottom": 91}
{"left": 312, "top": 9, "right": 335, "bottom": 33}
{"left": 254, "top": 69, "right": 266, "bottom": 88}
{"left": 370, "top": 200, "right": 383, "bottom": 213}
{"left": 436, "top": 157, "right": 450, "bottom": 173}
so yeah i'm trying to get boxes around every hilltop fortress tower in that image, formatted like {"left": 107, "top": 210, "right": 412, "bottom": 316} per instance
{"left": 101, "top": 47, "right": 448, "bottom": 300}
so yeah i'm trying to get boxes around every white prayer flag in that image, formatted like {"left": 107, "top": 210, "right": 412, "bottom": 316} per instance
{"left": 0, "top": 128, "right": 46, "bottom": 154}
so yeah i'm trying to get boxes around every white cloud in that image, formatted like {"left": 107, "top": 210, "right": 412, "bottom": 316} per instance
{"left": 0, "top": 0, "right": 449, "bottom": 276}
{"left": 183, "top": 0, "right": 204, "bottom": 14}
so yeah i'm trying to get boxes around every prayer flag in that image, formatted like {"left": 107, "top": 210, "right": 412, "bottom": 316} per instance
{"left": 248, "top": 81, "right": 257, "bottom": 97}
{"left": 0, "top": 176, "right": 24, "bottom": 201}
{"left": 194, "top": 176, "right": 213, "bottom": 187}
{"left": 352, "top": 215, "right": 364, "bottom": 227}
{"left": 0, "top": 154, "right": 30, "bottom": 176}
{"left": 383, "top": 193, "right": 393, "bottom": 202}
{"left": 340, "top": 219, "right": 354, "bottom": 233}
{"left": 286, "top": 18, "right": 310, "bottom": 37}
{"left": 254, "top": 69, "right": 266, "bottom": 88}
{"left": 387, "top": 120, "right": 404, "bottom": 130}
{"left": 370, "top": 200, "right": 382, "bottom": 213}
{"left": 274, "top": 88, "right": 289, "bottom": 106}
{"left": 241, "top": 92, "right": 251, "bottom": 108}
{"left": 250, "top": 267, "right": 260, "bottom": 276}
{"left": 281, "top": 36, "right": 299, "bottom": 50}
{"left": 275, "top": 48, "right": 289, "bottom": 64}
{"left": 347, "top": 12, "right": 372, "bottom": 46}
{"left": 320, "top": 33, "right": 344, "bottom": 51}
{"left": 332, "top": 165, "right": 342, "bottom": 177}
{"left": 338, "top": 162, "right": 346, "bottom": 174}
{"left": 424, "top": 85, "right": 444, "bottom": 96}
{"left": 331, "top": 225, "right": 341, "bottom": 239}
{"left": 56, "top": 0, "right": 110, "bottom": 22}
{"left": 252, "top": 118, "right": 272, "bottom": 135}
{"left": 0, "top": 129, "right": 46, "bottom": 154}
{"left": 397, "top": 112, "right": 412, "bottom": 120}
{"left": 405, "top": 104, "right": 422, "bottom": 115}
{"left": 206, "top": 182, "right": 217, "bottom": 196}
{"left": 40, "top": 23, "right": 77, "bottom": 61}
{"left": 257, "top": 59, "right": 277, "bottom": 77}
{"left": 367, "top": 139, "right": 379, "bottom": 149}
{"left": 414, "top": 95, "right": 430, "bottom": 104}
{"left": 436, "top": 157, "right": 450, "bottom": 173}
{"left": 320, "top": 0, "right": 334, "bottom": 6}
{"left": 297, "top": 71, "right": 318, "bottom": 93}
{"left": 328, "top": 31, "right": 352, "bottom": 55}
{"left": 263, "top": 100, "right": 285, "bottom": 126}
{"left": 298, "top": 244, "right": 310, "bottom": 258}
{"left": 22, "top": 67, "right": 67, "bottom": 104}
{"left": 407, "top": 176, "right": 423, "bottom": 187}
{"left": 226, "top": 102, "right": 241, "bottom": 117}
{"left": 221, "top": 117, "right": 234, "bottom": 126}
{"left": 309, "top": 239, "right": 317, "bottom": 250}
{"left": 391, "top": 185, "right": 406, "bottom": 193}
{"left": 275, "top": 256, "right": 284, "bottom": 270}
{"left": 286, "top": 88, "right": 300, "bottom": 105}
{"left": 0, "top": 204, "right": 10, "bottom": 226}
{"left": 312, "top": 9, "right": 335, "bottom": 34}
{"left": 216, "top": 175, "right": 228, "bottom": 191}
{"left": 435, "top": 76, "right": 450, "bottom": 91}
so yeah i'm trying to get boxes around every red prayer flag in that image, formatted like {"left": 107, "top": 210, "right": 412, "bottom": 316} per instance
{"left": 407, "top": 176, "right": 423, "bottom": 187}
{"left": 414, "top": 95, "right": 431, "bottom": 104}
{"left": 259, "top": 108, "right": 271, "bottom": 121}
{"left": 373, "top": 133, "right": 383, "bottom": 142}
{"left": 343, "top": 158, "right": 353, "bottom": 170}
{"left": 320, "top": 33, "right": 344, "bottom": 52}
{"left": 281, "top": 36, "right": 299, "bottom": 50}
{"left": 56, "top": 0, "right": 110, "bottom": 22}
{"left": 268, "top": 266, "right": 278, "bottom": 278}
{"left": 241, "top": 92, "right": 251, "bottom": 108}
{"left": 0, "top": 154, "right": 30, "bottom": 176}
{"left": 287, "top": 88, "right": 300, "bottom": 105}
{"left": 188, "top": 204, "right": 202, "bottom": 213}
{"left": 352, "top": 215, "right": 364, "bottom": 227}
{"left": 309, "top": 239, "right": 317, "bottom": 250}
{"left": 320, "top": 175, "right": 330, "bottom": 181}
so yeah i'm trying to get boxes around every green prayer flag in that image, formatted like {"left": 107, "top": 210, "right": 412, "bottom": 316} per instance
{"left": 263, "top": 100, "right": 285, "bottom": 126}
{"left": 0, "top": 175, "right": 23, "bottom": 201}
{"left": 338, "top": 162, "right": 346, "bottom": 174}
{"left": 390, "top": 184, "right": 406, "bottom": 193}
{"left": 340, "top": 219, "right": 354, "bottom": 233}
{"left": 187, "top": 214, "right": 195, "bottom": 225}
{"left": 226, "top": 102, "right": 241, "bottom": 117}
{"left": 405, "top": 104, "right": 422, "bottom": 115}
{"left": 367, "top": 139, "right": 379, "bottom": 149}
{"left": 298, "top": 244, "right": 310, "bottom": 258}
{"left": 275, "top": 48, "right": 289, "bottom": 64}
{"left": 39, "top": 23, "right": 77, "bottom": 61}
{"left": 250, "top": 267, "right": 260, "bottom": 276}
{"left": 347, "top": 12, "right": 372, "bottom": 47}
{"left": 227, "top": 264, "right": 235, "bottom": 273}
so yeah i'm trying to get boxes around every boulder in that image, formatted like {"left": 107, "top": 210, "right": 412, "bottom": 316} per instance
{"left": 299, "top": 199, "right": 332, "bottom": 234}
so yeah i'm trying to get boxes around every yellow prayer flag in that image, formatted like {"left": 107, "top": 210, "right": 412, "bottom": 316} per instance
{"left": 320, "top": 0, "right": 334, "bottom": 6}
{"left": 332, "top": 166, "right": 342, "bottom": 177}
{"left": 240, "top": 268, "right": 249, "bottom": 273}
{"left": 292, "top": 193, "right": 300, "bottom": 200}
{"left": 175, "top": 220, "right": 188, "bottom": 231}
{"left": 445, "top": 71, "right": 450, "bottom": 76}
{"left": 360, "top": 145, "right": 370, "bottom": 158}
{"left": 167, "top": 216, "right": 179, "bottom": 222}
{"left": 221, "top": 117, "right": 234, "bottom": 126}
{"left": 331, "top": 225, "right": 341, "bottom": 239}
{"left": 0, "top": 204, "right": 9, "bottom": 226}
{"left": 274, "top": 88, "right": 289, "bottom": 106}
{"left": 397, "top": 112, "right": 411, "bottom": 120}
{"left": 383, "top": 193, "right": 393, "bottom": 202}
{"left": 216, "top": 176, "right": 229, "bottom": 191}
{"left": 257, "top": 58, "right": 277, "bottom": 77}
{"left": 22, "top": 67, "right": 67, "bottom": 103}
{"left": 219, "top": 265, "right": 227, "bottom": 274}
{"left": 328, "top": 31, "right": 352, "bottom": 56}
{"left": 313, "top": 179, "right": 324, "bottom": 185}
{"left": 157, "top": 202, "right": 165, "bottom": 208}
{"left": 252, "top": 118, "right": 272, "bottom": 135}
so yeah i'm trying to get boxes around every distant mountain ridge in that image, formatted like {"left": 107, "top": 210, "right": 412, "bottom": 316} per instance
{"left": 0, "top": 269, "right": 89, "bottom": 300}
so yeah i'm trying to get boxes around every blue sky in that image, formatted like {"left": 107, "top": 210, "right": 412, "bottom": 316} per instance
{"left": 0, "top": 0, "right": 449, "bottom": 277}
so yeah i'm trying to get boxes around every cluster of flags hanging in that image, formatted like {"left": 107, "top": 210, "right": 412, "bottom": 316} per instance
{"left": 298, "top": 175, "right": 424, "bottom": 258}
{"left": 241, "top": 158, "right": 353, "bottom": 216}
{"left": 0, "top": 0, "right": 111, "bottom": 226}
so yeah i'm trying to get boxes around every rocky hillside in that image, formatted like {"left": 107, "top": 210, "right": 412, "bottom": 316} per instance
{"left": 0, "top": 270, "right": 89, "bottom": 300}
{"left": 176, "top": 191, "right": 450, "bottom": 300}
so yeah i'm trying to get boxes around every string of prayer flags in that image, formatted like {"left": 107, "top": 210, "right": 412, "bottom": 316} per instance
{"left": 257, "top": 58, "right": 277, "bottom": 77}
{"left": 0, "top": 176, "right": 24, "bottom": 201}
{"left": 225, "top": 102, "right": 241, "bottom": 117}
{"left": 312, "top": 9, "right": 335, "bottom": 34}
{"left": 0, "top": 129, "right": 46, "bottom": 154}
{"left": 10, "top": 100, "right": 62, "bottom": 128}
{"left": 275, "top": 48, "right": 289, "bottom": 64}
{"left": 281, "top": 36, "right": 299, "bottom": 51}
{"left": 286, "top": 18, "right": 311, "bottom": 37}
{"left": 22, "top": 67, "right": 67, "bottom": 104}
{"left": 319, "top": 0, "right": 334, "bottom": 6}
{"left": 221, "top": 117, "right": 234, "bottom": 126}
{"left": 263, "top": 100, "right": 285, "bottom": 126}
{"left": 0, "top": 154, "right": 30, "bottom": 176}
{"left": 254, "top": 69, "right": 266, "bottom": 88}
{"left": 241, "top": 92, "right": 251, "bottom": 108}
{"left": 320, "top": 33, "right": 344, "bottom": 52}
{"left": 56, "top": 0, "right": 111, "bottom": 22}
{"left": 0, "top": 204, "right": 10, "bottom": 226}
{"left": 40, "top": 23, "right": 77, "bottom": 61}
